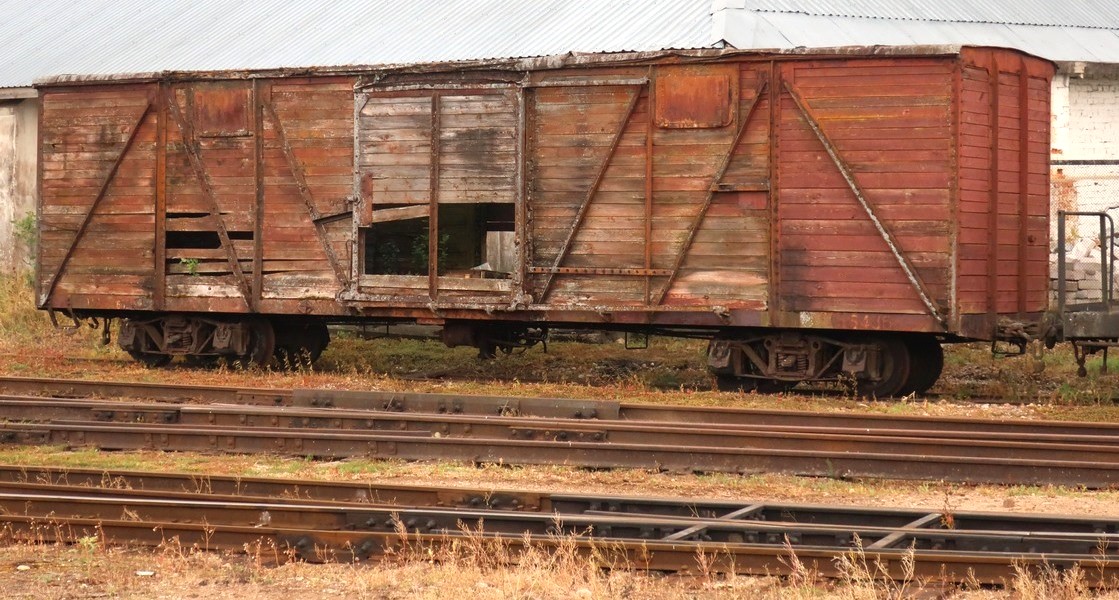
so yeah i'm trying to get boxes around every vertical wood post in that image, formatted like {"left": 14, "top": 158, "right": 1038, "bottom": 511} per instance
{"left": 767, "top": 63, "right": 781, "bottom": 320}
{"left": 154, "top": 83, "right": 167, "bottom": 310}
{"left": 1017, "top": 60, "right": 1030, "bottom": 317}
{"left": 429, "top": 93, "right": 441, "bottom": 300}
{"left": 644, "top": 77, "right": 655, "bottom": 304}
{"left": 252, "top": 78, "right": 266, "bottom": 308}
{"left": 986, "top": 57, "right": 1001, "bottom": 323}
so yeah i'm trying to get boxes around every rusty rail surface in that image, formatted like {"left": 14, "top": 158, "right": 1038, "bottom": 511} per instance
{"left": 3, "top": 391, "right": 1119, "bottom": 486}
{"left": 0, "top": 375, "right": 1114, "bottom": 431}
{"left": 1, "top": 466, "right": 1119, "bottom": 585}
{"left": 0, "top": 376, "right": 286, "bottom": 404}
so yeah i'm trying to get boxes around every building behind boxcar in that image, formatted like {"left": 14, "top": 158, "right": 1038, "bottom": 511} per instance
{"left": 7, "top": 1, "right": 1119, "bottom": 392}
{"left": 3, "top": 0, "right": 1119, "bottom": 278}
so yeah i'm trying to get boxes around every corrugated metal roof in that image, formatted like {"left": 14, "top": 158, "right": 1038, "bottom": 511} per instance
{"left": 0, "top": 0, "right": 716, "bottom": 88}
{"left": 4, "top": 1, "right": 1119, "bottom": 90}
{"left": 724, "top": 11, "right": 1119, "bottom": 63}
{"left": 748, "top": 0, "right": 1119, "bottom": 29}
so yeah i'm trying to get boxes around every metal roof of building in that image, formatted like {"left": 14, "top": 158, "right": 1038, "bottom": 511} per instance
{"left": 724, "top": 11, "right": 1119, "bottom": 63}
{"left": 746, "top": 0, "right": 1119, "bottom": 29}
{"left": 0, "top": 0, "right": 716, "bottom": 89}
{"left": 719, "top": 0, "right": 1119, "bottom": 64}
{"left": 3, "top": 0, "right": 1119, "bottom": 90}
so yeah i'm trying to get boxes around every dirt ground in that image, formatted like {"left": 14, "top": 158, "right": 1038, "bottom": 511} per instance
{"left": 1, "top": 298, "right": 1118, "bottom": 596}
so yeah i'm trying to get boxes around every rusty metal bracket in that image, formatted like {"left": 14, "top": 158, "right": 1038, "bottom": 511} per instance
{"left": 42, "top": 101, "right": 153, "bottom": 306}
{"left": 508, "top": 428, "right": 607, "bottom": 443}
{"left": 264, "top": 101, "right": 351, "bottom": 287}
{"left": 537, "top": 85, "right": 645, "bottom": 301}
{"left": 47, "top": 307, "right": 82, "bottom": 335}
{"left": 782, "top": 81, "right": 948, "bottom": 330}
{"left": 654, "top": 79, "right": 769, "bottom": 305}
{"left": 165, "top": 89, "right": 256, "bottom": 310}
{"left": 528, "top": 267, "right": 671, "bottom": 276}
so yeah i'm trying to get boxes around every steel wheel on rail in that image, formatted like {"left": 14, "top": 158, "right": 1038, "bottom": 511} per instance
{"left": 854, "top": 336, "right": 911, "bottom": 398}
{"left": 897, "top": 336, "right": 943, "bottom": 396}
{"left": 273, "top": 319, "right": 329, "bottom": 370}
{"left": 224, "top": 318, "right": 276, "bottom": 369}
{"left": 127, "top": 350, "right": 172, "bottom": 368}
{"left": 183, "top": 354, "right": 221, "bottom": 369}
{"left": 714, "top": 373, "right": 797, "bottom": 395}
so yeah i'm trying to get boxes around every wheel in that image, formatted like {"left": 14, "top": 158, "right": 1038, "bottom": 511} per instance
{"left": 714, "top": 374, "right": 796, "bottom": 394}
{"left": 756, "top": 379, "right": 797, "bottom": 394}
{"left": 855, "top": 336, "right": 911, "bottom": 398}
{"left": 477, "top": 340, "right": 498, "bottom": 360}
{"left": 184, "top": 354, "right": 221, "bottom": 369}
{"left": 715, "top": 374, "right": 757, "bottom": 392}
{"left": 274, "top": 345, "right": 314, "bottom": 370}
{"left": 127, "top": 350, "right": 172, "bottom": 368}
{"left": 306, "top": 320, "right": 330, "bottom": 362}
{"left": 224, "top": 319, "right": 275, "bottom": 369}
{"left": 272, "top": 320, "right": 329, "bottom": 370}
{"left": 897, "top": 336, "right": 943, "bottom": 396}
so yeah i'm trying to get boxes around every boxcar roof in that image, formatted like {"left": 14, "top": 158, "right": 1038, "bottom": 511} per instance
{"left": 35, "top": 44, "right": 1047, "bottom": 88}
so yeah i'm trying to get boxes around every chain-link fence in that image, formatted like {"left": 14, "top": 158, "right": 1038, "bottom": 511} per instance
{"left": 1051, "top": 160, "right": 1119, "bottom": 304}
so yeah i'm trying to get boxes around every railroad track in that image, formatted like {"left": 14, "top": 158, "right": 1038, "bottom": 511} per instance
{"left": 1, "top": 377, "right": 1119, "bottom": 486}
{"left": 0, "top": 373, "right": 1106, "bottom": 408}
{"left": 1, "top": 464, "right": 1118, "bottom": 585}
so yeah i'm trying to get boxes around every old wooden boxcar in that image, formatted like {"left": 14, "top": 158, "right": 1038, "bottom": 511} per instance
{"left": 35, "top": 46, "right": 1055, "bottom": 395}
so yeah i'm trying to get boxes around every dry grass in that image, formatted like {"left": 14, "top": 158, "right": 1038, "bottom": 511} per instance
{"left": 2, "top": 531, "right": 1118, "bottom": 599}
{"left": 1, "top": 272, "right": 1118, "bottom": 422}
{"left": 3, "top": 274, "right": 1119, "bottom": 597}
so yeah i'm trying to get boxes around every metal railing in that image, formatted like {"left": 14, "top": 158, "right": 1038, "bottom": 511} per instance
{"left": 1056, "top": 210, "right": 1115, "bottom": 313}
{"left": 1052, "top": 160, "right": 1119, "bottom": 307}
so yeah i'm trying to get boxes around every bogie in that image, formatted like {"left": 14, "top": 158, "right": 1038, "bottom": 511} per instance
{"left": 708, "top": 331, "right": 941, "bottom": 398}
{"left": 117, "top": 315, "right": 328, "bottom": 370}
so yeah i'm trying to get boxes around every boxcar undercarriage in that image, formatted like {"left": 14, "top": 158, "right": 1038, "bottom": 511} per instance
{"left": 103, "top": 307, "right": 946, "bottom": 397}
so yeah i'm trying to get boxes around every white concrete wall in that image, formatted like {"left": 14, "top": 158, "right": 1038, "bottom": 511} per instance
{"left": 0, "top": 98, "right": 37, "bottom": 274}
{"left": 1063, "top": 67, "right": 1119, "bottom": 160}
{"left": 1050, "top": 64, "right": 1119, "bottom": 304}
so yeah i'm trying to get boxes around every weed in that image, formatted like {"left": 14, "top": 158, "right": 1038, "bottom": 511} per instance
{"left": 831, "top": 535, "right": 920, "bottom": 599}
{"left": 1010, "top": 563, "right": 1088, "bottom": 600}
{"left": 12, "top": 213, "right": 36, "bottom": 282}
{"left": 76, "top": 534, "right": 100, "bottom": 554}
{"left": 12, "top": 213, "right": 35, "bottom": 249}
{"left": 177, "top": 257, "right": 201, "bottom": 276}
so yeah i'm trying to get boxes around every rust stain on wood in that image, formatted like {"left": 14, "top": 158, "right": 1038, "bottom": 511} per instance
{"left": 36, "top": 48, "right": 1055, "bottom": 341}
{"left": 264, "top": 100, "right": 349, "bottom": 287}
{"left": 43, "top": 99, "right": 153, "bottom": 304}
{"left": 164, "top": 88, "right": 254, "bottom": 310}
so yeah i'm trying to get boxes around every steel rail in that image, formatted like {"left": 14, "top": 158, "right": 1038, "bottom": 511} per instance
{"left": 1, "top": 464, "right": 1116, "bottom": 538}
{"left": 0, "top": 376, "right": 285, "bottom": 404}
{"left": 4, "top": 418, "right": 1119, "bottom": 487}
{"left": 1, "top": 476, "right": 1119, "bottom": 585}
{"left": 12, "top": 513, "right": 1119, "bottom": 585}
{"left": 3, "top": 397, "right": 1119, "bottom": 463}
{"left": 2, "top": 469, "right": 1117, "bottom": 540}
{"left": 3, "top": 489, "right": 1118, "bottom": 554}
{"left": 5, "top": 377, "right": 1119, "bottom": 485}
{"left": 2, "top": 375, "right": 1119, "bottom": 438}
